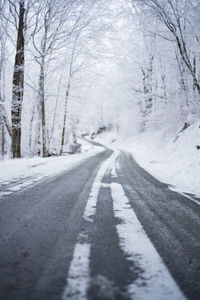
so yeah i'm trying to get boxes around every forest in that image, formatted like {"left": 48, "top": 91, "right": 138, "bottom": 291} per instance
{"left": 0, "top": 0, "right": 200, "bottom": 159}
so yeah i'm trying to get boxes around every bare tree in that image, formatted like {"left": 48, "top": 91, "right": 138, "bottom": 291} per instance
{"left": 10, "top": 0, "right": 26, "bottom": 158}
{"left": 134, "top": 0, "right": 200, "bottom": 95}
{"left": 31, "top": 0, "right": 96, "bottom": 157}
{"left": 59, "top": 37, "right": 78, "bottom": 155}
{"left": 0, "top": 0, "right": 12, "bottom": 157}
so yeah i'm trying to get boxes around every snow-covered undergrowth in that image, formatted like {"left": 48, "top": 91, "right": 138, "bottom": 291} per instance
{"left": 0, "top": 139, "right": 103, "bottom": 197}
{"left": 95, "top": 122, "right": 200, "bottom": 198}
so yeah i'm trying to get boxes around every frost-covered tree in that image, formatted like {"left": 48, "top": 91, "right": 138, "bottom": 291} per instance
{"left": 133, "top": 0, "right": 200, "bottom": 98}
{"left": 30, "top": 0, "right": 104, "bottom": 157}
{"left": 10, "top": 0, "right": 26, "bottom": 158}
{"left": 0, "top": 0, "right": 9, "bottom": 157}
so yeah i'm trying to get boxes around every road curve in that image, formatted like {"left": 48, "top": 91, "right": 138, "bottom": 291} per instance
{"left": 0, "top": 147, "right": 200, "bottom": 300}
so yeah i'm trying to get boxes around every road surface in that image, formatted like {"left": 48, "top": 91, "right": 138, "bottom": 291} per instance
{"left": 0, "top": 146, "right": 200, "bottom": 300}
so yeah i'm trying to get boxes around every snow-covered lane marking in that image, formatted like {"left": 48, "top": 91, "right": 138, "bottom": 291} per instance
{"left": 111, "top": 182, "right": 185, "bottom": 300}
{"left": 111, "top": 153, "right": 119, "bottom": 179}
{"left": 63, "top": 151, "right": 118, "bottom": 300}
{"left": 63, "top": 241, "right": 91, "bottom": 300}
{"left": 83, "top": 151, "right": 119, "bottom": 223}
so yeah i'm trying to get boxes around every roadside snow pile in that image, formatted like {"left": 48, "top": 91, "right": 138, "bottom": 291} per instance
{"left": 128, "top": 122, "right": 200, "bottom": 197}
{"left": 0, "top": 140, "right": 103, "bottom": 198}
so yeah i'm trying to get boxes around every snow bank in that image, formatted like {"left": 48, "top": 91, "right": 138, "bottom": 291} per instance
{"left": 0, "top": 139, "right": 104, "bottom": 198}
{"left": 95, "top": 122, "right": 200, "bottom": 198}
{"left": 128, "top": 123, "right": 200, "bottom": 198}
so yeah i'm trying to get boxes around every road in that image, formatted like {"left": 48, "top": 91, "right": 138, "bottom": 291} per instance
{"left": 0, "top": 146, "right": 200, "bottom": 300}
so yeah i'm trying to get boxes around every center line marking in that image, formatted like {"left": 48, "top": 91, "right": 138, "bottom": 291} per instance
{"left": 62, "top": 151, "right": 118, "bottom": 300}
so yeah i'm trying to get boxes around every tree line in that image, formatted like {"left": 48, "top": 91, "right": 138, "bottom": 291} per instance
{"left": 0, "top": 0, "right": 109, "bottom": 159}
{"left": 1, "top": 0, "right": 200, "bottom": 159}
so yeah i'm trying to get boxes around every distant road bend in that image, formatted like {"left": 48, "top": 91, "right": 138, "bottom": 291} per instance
{"left": 1, "top": 141, "right": 200, "bottom": 300}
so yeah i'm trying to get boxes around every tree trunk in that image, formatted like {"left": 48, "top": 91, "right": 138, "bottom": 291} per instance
{"left": 60, "top": 111, "right": 67, "bottom": 156}
{"left": 175, "top": 35, "right": 200, "bottom": 95}
{"left": 47, "top": 57, "right": 66, "bottom": 152}
{"left": 60, "top": 83, "right": 70, "bottom": 156}
{"left": 1, "top": 123, "right": 5, "bottom": 157}
{"left": 11, "top": 0, "right": 25, "bottom": 158}
{"left": 38, "top": 61, "right": 47, "bottom": 157}
{"left": 35, "top": 114, "right": 41, "bottom": 156}
{"left": 29, "top": 104, "right": 35, "bottom": 156}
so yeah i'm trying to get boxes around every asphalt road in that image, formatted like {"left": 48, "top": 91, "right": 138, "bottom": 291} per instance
{"left": 0, "top": 146, "right": 200, "bottom": 300}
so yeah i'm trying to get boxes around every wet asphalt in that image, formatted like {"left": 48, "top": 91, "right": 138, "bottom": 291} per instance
{"left": 0, "top": 147, "right": 200, "bottom": 300}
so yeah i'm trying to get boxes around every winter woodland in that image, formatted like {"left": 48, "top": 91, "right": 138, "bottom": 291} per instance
{"left": 0, "top": 0, "right": 200, "bottom": 159}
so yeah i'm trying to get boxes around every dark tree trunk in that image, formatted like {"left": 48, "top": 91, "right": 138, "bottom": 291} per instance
{"left": 60, "top": 83, "right": 70, "bottom": 156}
{"left": 29, "top": 104, "right": 35, "bottom": 156}
{"left": 39, "top": 62, "right": 47, "bottom": 157}
{"left": 60, "top": 112, "right": 67, "bottom": 156}
{"left": 175, "top": 36, "right": 200, "bottom": 95}
{"left": 11, "top": 0, "right": 25, "bottom": 158}
{"left": 1, "top": 124, "right": 5, "bottom": 156}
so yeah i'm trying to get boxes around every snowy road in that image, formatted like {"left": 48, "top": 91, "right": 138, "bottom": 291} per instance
{"left": 0, "top": 147, "right": 200, "bottom": 300}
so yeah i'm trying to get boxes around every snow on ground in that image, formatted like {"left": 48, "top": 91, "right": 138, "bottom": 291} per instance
{"left": 94, "top": 122, "right": 200, "bottom": 198}
{"left": 0, "top": 139, "right": 104, "bottom": 199}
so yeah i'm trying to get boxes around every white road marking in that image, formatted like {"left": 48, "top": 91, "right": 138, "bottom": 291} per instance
{"left": 83, "top": 151, "right": 118, "bottom": 223}
{"left": 110, "top": 182, "right": 185, "bottom": 300}
{"left": 64, "top": 153, "right": 185, "bottom": 300}
{"left": 63, "top": 242, "right": 91, "bottom": 300}
{"left": 100, "top": 183, "right": 110, "bottom": 188}
{"left": 63, "top": 151, "right": 118, "bottom": 300}
{"left": 110, "top": 150, "right": 120, "bottom": 179}
{"left": 115, "top": 157, "right": 120, "bottom": 172}
{"left": 111, "top": 154, "right": 118, "bottom": 178}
